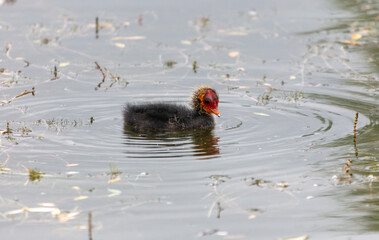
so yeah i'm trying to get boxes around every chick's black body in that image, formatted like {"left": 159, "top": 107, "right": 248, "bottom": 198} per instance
{"left": 124, "top": 103, "right": 214, "bottom": 132}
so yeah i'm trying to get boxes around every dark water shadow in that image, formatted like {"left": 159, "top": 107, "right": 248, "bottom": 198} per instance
{"left": 123, "top": 127, "right": 220, "bottom": 160}
{"left": 301, "top": 0, "right": 379, "bottom": 75}
{"left": 303, "top": 0, "right": 379, "bottom": 233}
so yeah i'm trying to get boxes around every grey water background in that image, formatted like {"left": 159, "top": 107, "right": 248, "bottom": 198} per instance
{"left": 0, "top": 0, "right": 378, "bottom": 239}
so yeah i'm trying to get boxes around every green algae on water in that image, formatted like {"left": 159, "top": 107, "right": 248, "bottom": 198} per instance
{"left": 28, "top": 168, "right": 44, "bottom": 182}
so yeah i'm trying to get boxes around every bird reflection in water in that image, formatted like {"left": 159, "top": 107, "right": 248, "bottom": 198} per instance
{"left": 123, "top": 127, "right": 220, "bottom": 159}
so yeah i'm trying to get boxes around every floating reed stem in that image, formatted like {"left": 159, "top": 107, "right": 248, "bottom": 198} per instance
{"left": 95, "top": 17, "right": 99, "bottom": 39}
{"left": 94, "top": 61, "right": 106, "bottom": 82}
{"left": 88, "top": 211, "right": 93, "bottom": 240}
{"left": 353, "top": 112, "right": 359, "bottom": 158}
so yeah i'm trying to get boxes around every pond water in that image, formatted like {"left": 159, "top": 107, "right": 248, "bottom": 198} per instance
{"left": 0, "top": 0, "right": 378, "bottom": 239}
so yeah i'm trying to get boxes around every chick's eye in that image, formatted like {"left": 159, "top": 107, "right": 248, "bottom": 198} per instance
{"left": 204, "top": 100, "right": 210, "bottom": 104}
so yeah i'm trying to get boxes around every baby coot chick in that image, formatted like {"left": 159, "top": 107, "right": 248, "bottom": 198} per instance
{"left": 124, "top": 86, "right": 220, "bottom": 132}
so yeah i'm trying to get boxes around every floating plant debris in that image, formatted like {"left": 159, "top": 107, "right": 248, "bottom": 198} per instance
{"left": 192, "top": 60, "right": 198, "bottom": 73}
{"left": 109, "top": 164, "right": 122, "bottom": 179}
{"left": 94, "top": 61, "right": 106, "bottom": 81}
{"left": 164, "top": 60, "right": 177, "bottom": 68}
{"left": 95, "top": 16, "right": 99, "bottom": 38}
{"left": 1, "top": 87, "right": 35, "bottom": 105}
{"left": 88, "top": 212, "right": 93, "bottom": 240}
{"left": 28, "top": 168, "right": 44, "bottom": 182}
{"left": 50, "top": 65, "right": 59, "bottom": 80}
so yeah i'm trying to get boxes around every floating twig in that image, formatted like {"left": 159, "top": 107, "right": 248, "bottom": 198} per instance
{"left": 216, "top": 202, "right": 223, "bottom": 219}
{"left": 192, "top": 60, "right": 198, "bottom": 73}
{"left": 2, "top": 122, "right": 12, "bottom": 135}
{"left": 1, "top": 88, "right": 35, "bottom": 105}
{"left": 15, "top": 88, "right": 35, "bottom": 98}
{"left": 94, "top": 61, "right": 106, "bottom": 81}
{"left": 95, "top": 17, "right": 99, "bottom": 39}
{"left": 50, "top": 65, "right": 59, "bottom": 81}
{"left": 88, "top": 212, "right": 93, "bottom": 240}
{"left": 54, "top": 66, "right": 58, "bottom": 78}
{"left": 94, "top": 61, "right": 106, "bottom": 90}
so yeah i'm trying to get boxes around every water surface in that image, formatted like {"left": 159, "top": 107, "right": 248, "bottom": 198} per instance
{"left": 0, "top": 0, "right": 378, "bottom": 239}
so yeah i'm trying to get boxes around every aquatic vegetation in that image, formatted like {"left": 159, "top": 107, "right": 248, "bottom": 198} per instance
{"left": 4, "top": 122, "right": 12, "bottom": 134}
{"left": 36, "top": 118, "right": 93, "bottom": 129}
{"left": 204, "top": 175, "right": 233, "bottom": 219}
{"left": 6, "top": 136, "right": 16, "bottom": 142}
{"left": 221, "top": 73, "right": 230, "bottom": 79}
{"left": 0, "top": 68, "right": 18, "bottom": 87}
{"left": 282, "top": 90, "right": 304, "bottom": 102}
{"left": 208, "top": 175, "right": 231, "bottom": 186}
{"left": 94, "top": 61, "right": 127, "bottom": 90}
{"left": 192, "top": 60, "right": 198, "bottom": 73}
{"left": 340, "top": 112, "right": 359, "bottom": 183}
{"left": 0, "top": 122, "right": 34, "bottom": 143}
{"left": 199, "top": 17, "right": 210, "bottom": 28}
{"left": 353, "top": 112, "right": 359, "bottom": 158}
{"left": 28, "top": 168, "right": 44, "bottom": 182}
{"left": 50, "top": 66, "right": 59, "bottom": 81}
{"left": 95, "top": 16, "right": 99, "bottom": 38}
{"left": 193, "top": 17, "right": 211, "bottom": 32}
{"left": 109, "top": 164, "right": 122, "bottom": 179}
{"left": 105, "top": 68, "right": 128, "bottom": 90}
{"left": 244, "top": 177, "right": 271, "bottom": 187}
{"left": 18, "top": 126, "right": 32, "bottom": 135}
{"left": 257, "top": 92, "right": 272, "bottom": 105}
{"left": 164, "top": 60, "right": 177, "bottom": 68}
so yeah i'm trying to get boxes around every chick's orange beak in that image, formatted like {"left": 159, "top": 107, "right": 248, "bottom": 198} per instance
{"left": 212, "top": 108, "right": 220, "bottom": 117}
